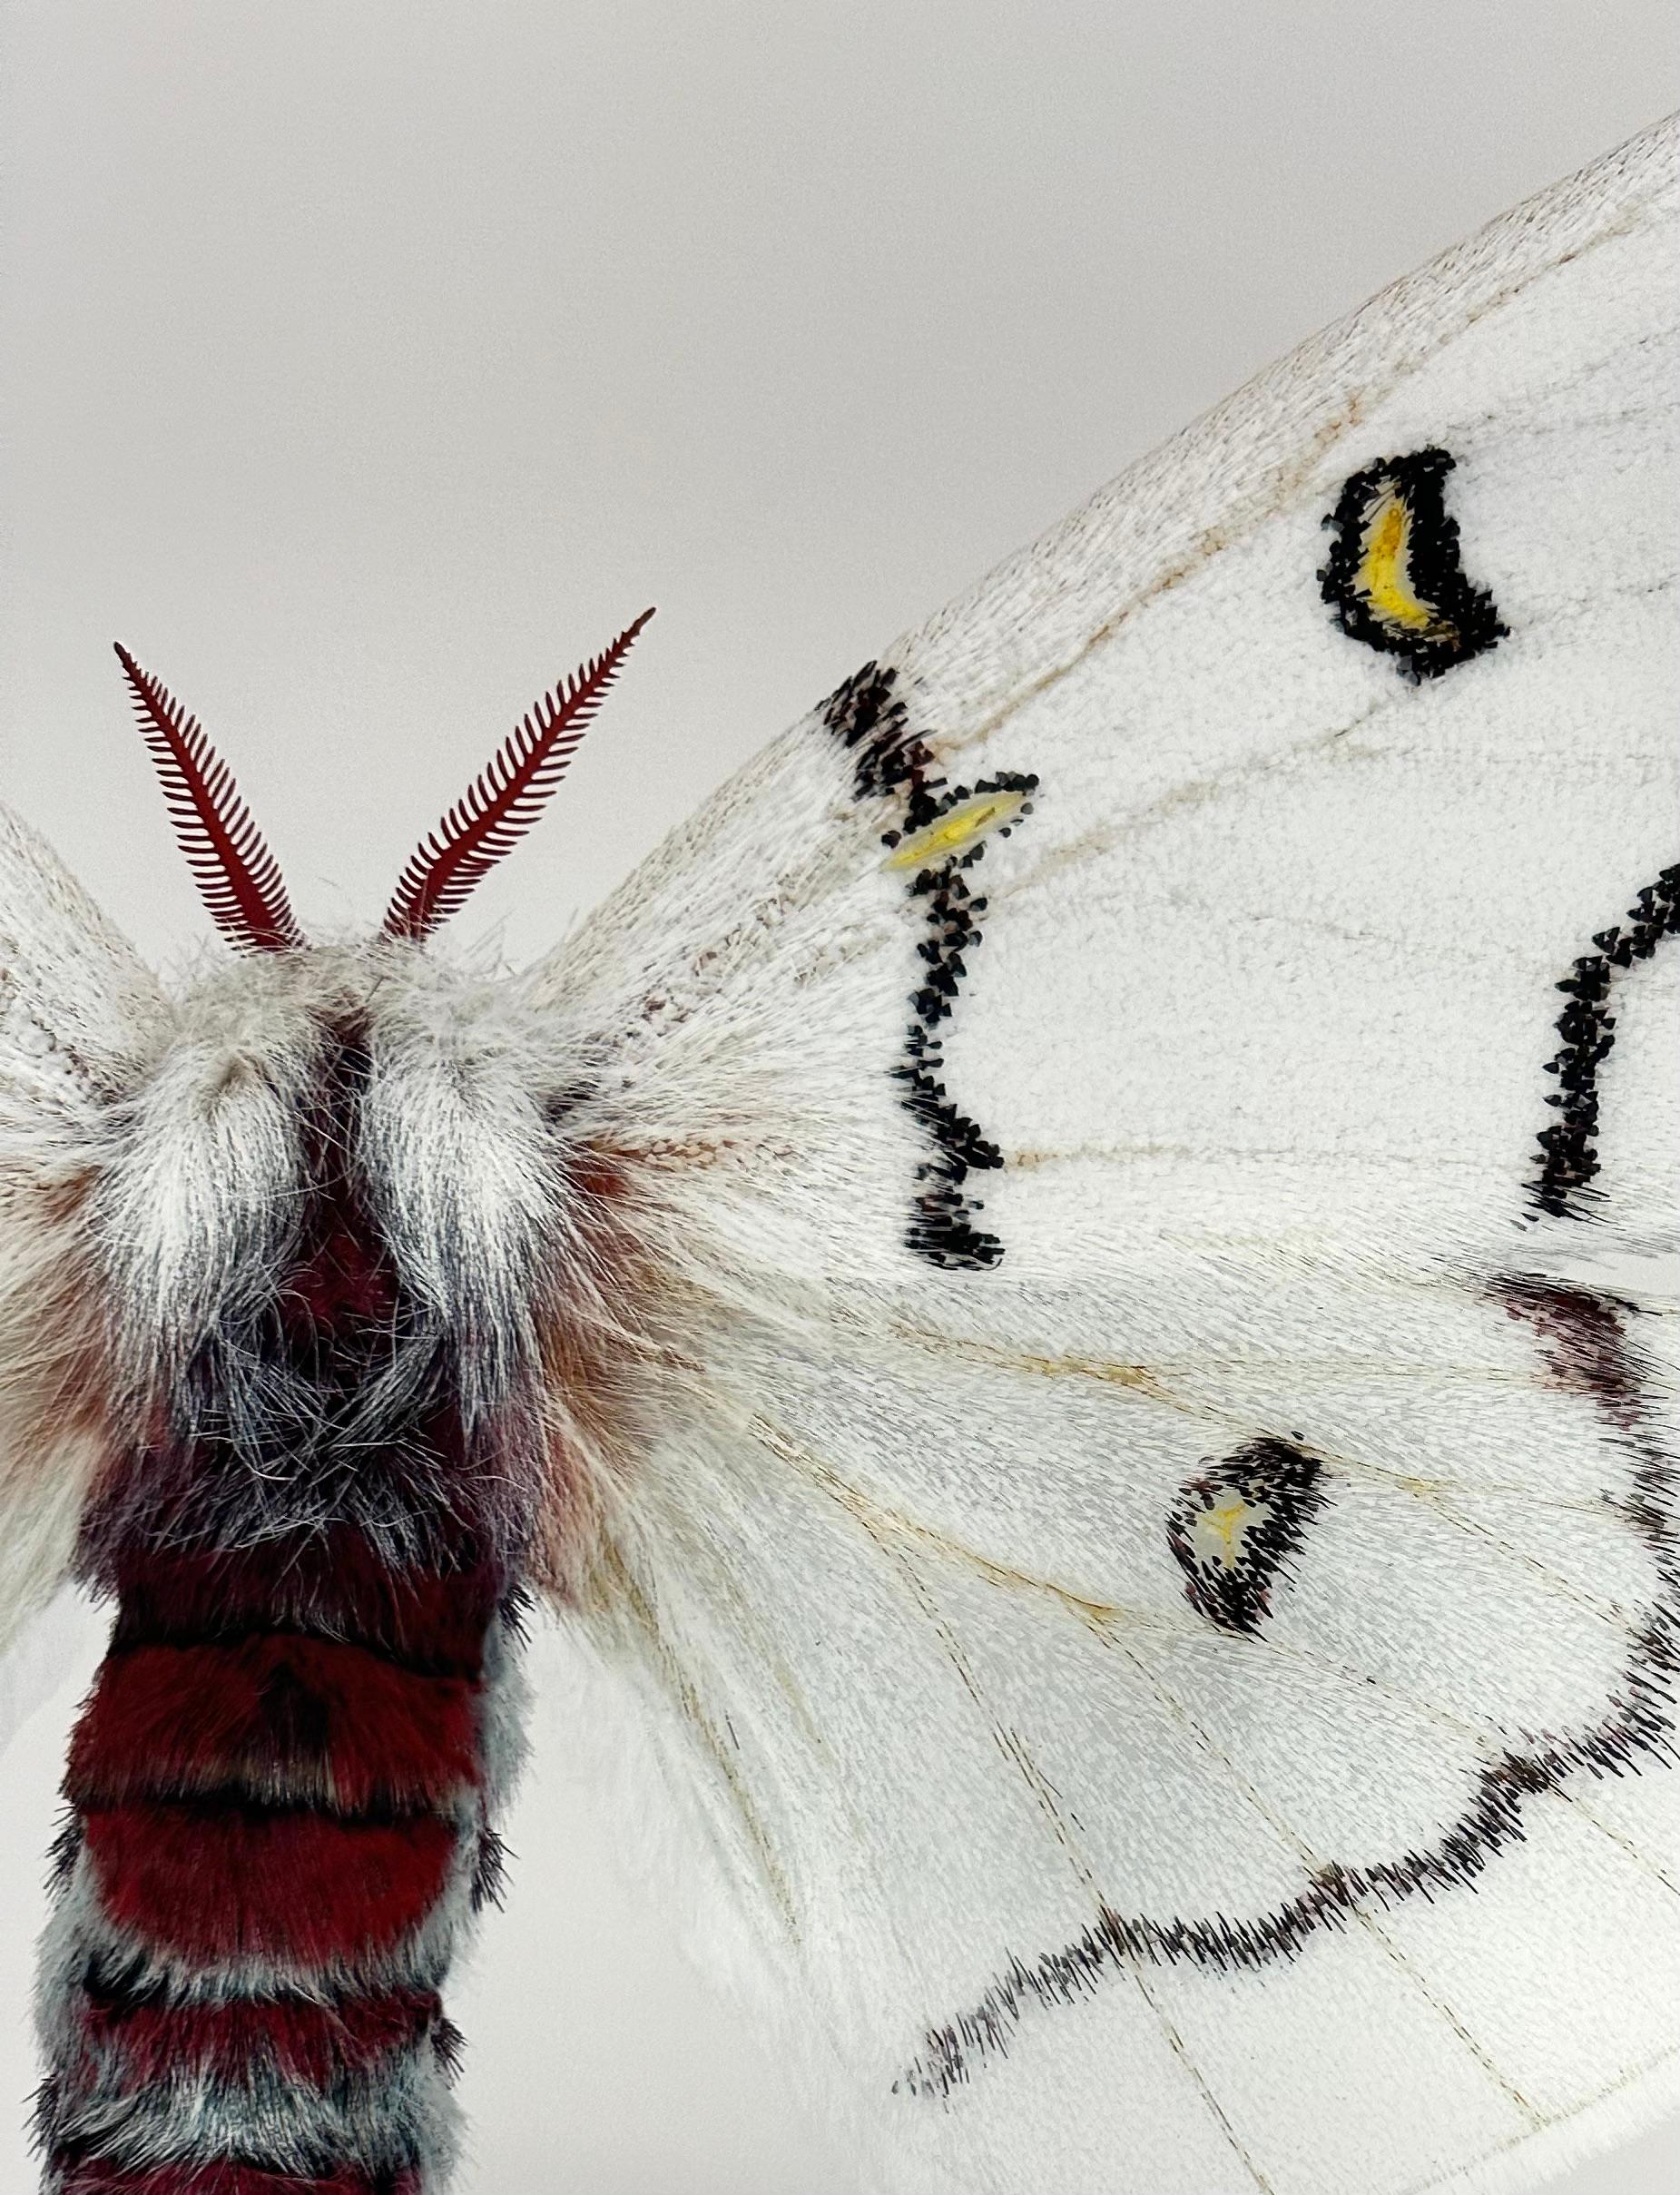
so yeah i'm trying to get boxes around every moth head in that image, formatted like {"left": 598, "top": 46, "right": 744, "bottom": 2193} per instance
{"left": 94, "top": 620, "right": 655, "bottom": 1400}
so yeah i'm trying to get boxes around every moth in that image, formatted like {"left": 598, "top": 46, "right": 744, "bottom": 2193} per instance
{"left": 1, "top": 112, "right": 1676, "bottom": 2195}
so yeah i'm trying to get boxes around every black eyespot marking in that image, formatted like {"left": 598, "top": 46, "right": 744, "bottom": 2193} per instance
{"left": 1167, "top": 1439, "right": 1326, "bottom": 1635}
{"left": 823, "top": 662, "right": 1039, "bottom": 1272}
{"left": 1319, "top": 447, "right": 1506, "bottom": 681}
{"left": 1533, "top": 862, "right": 1680, "bottom": 1217}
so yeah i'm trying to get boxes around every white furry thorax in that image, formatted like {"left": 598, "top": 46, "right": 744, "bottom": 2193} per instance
{"left": 90, "top": 941, "right": 593, "bottom": 1398}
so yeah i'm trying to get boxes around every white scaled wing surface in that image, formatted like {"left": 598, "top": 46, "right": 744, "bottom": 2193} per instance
{"left": 0, "top": 807, "right": 166, "bottom": 1741}
{"left": 526, "top": 114, "right": 1680, "bottom": 2194}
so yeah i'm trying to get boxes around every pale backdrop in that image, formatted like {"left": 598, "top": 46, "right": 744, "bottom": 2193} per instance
{"left": 2, "top": 5, "right": 1678, "bottom": 2190}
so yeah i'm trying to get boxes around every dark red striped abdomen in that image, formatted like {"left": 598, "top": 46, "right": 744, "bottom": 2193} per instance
{"left": 39, "top": 1531, "right": 517, "bottom": 2194}
{"left": 39, "top": 1032, "right": 530, "bottom": 2194}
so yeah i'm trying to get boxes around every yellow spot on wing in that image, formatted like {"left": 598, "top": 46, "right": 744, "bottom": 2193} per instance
{"left": 1198, "top": 1496, "right": 1253, "bottom": 1570}
{"left": 883, "top": 788, "right": 1027, "bottom": 870}
{"left": 1357, "top": 487, "right": 1454, "bottom": 640}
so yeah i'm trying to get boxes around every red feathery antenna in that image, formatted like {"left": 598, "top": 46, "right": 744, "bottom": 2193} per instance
{"left": 381, "top": 608, "right": 654, "bottom": 943}
{"left": 114, "top": 645, "right": 306, "bottom": 954}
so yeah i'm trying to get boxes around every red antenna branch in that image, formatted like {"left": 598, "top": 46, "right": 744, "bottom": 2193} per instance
{"left": 381, "top": 608, "right": 653, "bottom": 944}
{"left": 114, "top": 645, "right": 305, "bottom": 954}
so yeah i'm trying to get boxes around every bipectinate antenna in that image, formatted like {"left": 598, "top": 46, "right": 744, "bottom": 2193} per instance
{"left": 381, "top": 608, "right": 654, "bottom": 944}
{"left": 114, "top": 644, "right": 306, "bottom": 954}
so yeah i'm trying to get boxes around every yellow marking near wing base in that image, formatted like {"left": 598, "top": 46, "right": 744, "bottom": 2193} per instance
{"left": 1197, "top": 1496, "right": 1255, "bottom": 1570}
{"left": 883, "top": 787, "right": 1027, "bottom": 870}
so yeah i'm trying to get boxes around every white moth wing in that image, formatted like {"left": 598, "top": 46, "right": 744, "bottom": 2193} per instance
{"left": 0, "top": 803, "right": 166, "bottom": 1727}
{"left": 526, "top": 114, "right": 1680, "bottom": 2194}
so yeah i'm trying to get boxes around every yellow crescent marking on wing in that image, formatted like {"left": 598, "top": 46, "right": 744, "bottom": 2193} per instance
{"left": 1358, "top": 486, "right": 1453, "bottom": 638}
{"left": 882, "top": 788, "right": 1027, "bottom": 870}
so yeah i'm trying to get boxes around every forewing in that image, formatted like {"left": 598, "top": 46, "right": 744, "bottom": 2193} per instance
{"left": 526, "top": 115, "right": 1680, "bottom": 2194}
{"left": 0, "top": 805, "right": 165, "bottom": 1727}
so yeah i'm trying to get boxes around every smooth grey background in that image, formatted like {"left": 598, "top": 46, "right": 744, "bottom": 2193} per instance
{"left": 3, "top": 5, "right": 1678, "bottom": 2190}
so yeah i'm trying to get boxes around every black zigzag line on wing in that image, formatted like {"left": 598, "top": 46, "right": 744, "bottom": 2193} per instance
{"left": 822, "top": 663, "right": 1036, "bottom": 1271}
{"left": 1532, "top": 861, "right": 1680, "bottom": 1216}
